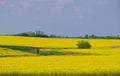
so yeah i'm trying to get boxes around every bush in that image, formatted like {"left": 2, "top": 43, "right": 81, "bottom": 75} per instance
{"left": 77, "top": 40, "right": 91, "bottom": 49}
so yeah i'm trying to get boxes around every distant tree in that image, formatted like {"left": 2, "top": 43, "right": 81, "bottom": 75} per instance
{"left": 27, "top": 31, "right": 35, "bottom": 37}
{"left": 35, "top": 31, "right": 45, "bottom": 37}
{"left": 89, "top": 34, "right": 98, "bottom": 38}
{"left": 77, "top": 40, "right": 91, "bottom": 49}
{"left": 84, "top": 34, "right": 89, "bottom": 39}
{"left": 14, "top": 31, "right": 48, "bottom": 37}
{"left": 19, "top": 33, "right": 28, "bottom": 36}
{"left": 91, "top": 34, "right": 95, "bottom": 38}
{"left": 49, "top": 35, "right": 57, "bottom": 37}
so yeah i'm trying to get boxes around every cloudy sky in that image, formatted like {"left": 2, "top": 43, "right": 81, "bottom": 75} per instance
{"left": 0, "top": 0, "right": 120, "bottom": 36}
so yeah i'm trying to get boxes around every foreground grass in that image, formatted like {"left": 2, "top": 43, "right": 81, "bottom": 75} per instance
{"left": 0, "top": 72, "right": 120, "bottom": 76}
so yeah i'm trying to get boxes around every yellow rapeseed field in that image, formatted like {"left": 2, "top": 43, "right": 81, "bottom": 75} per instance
{"left": 0, "top": 47, "right": 36, "bottom": 57}
{"left": 0, "top": 55, "right": 120, "bottom": 74}
{"left": 0, "top": 36, "right": 120, "bottom": 75}
{"left": 0, "top": 35, "right": 120, "bottom": 48}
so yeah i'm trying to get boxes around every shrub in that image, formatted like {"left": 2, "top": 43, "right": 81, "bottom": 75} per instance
{"left": 77, "top": 40, "right": 91, "bottom": 49}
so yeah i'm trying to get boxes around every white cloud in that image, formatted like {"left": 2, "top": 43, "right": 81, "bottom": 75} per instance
{"left": 30, "top": 0, "right": 49, "bottom": 2}
{"left": 95, "top": 0, "right": 108, "bottom": 6}
{"left": 48, "top": 0, "right": 74, "bottom": 15}
{"left": 49, "top": 6, "right": 63, "bottom": 15}
{"left": 0, "top": 0, "right": 6, "bottom": 6}
{"left": 72, "top": 6, "right": 94, "bottom": 20}
{"left": 53, "top": 6, "right": 63, "bottom": 14}
{"left": 19, "top": 0, "right": 50, "bottom": 9}
{"left": 20, "top": 0, "right": 32, "bottom": 8}
{"left": 9, "top": 4, "right": 15, "bottom": 8}
{"left": 57, "top": 0, "right": 74, "bottom": 5}
{"left": 73, "top": 7, "right": 81, "bottom": 14}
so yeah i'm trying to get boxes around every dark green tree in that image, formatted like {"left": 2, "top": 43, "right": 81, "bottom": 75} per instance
{"left": 77, "top": 40, "right": 91, "bottom": 49}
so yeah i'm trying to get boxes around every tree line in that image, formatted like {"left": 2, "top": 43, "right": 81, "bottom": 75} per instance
{"left": 79, "top": 34, "right": 120, "bottom": 39}
{"left": 13, "top": 31, "right": 60, "bottom": 38}
{"left": 13, "top": 31, "right": 120, "bottom": 39}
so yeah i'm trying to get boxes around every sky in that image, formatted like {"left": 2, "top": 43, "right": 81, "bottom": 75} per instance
{"left": 0, "top": 0, "right": 120, "bottom": 36}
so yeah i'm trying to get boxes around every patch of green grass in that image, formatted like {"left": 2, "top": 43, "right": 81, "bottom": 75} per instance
{"left": 38, "top": 50, "right": 104, "bottom": 56}
{"left": 0, "top": 72, "right": 120, "bottom": 76}
{"left": 0, "top": 55, "right": 37, "bottom": 57}
{"left": 38, "top": 50, "right": 79, "bottom": 56}
{"left": 0, "top": 45, "right": 39, "bottom": 56}
{"left": 0, "top": 45, "right": 105, "bottom": 57}
{"left": 0, "top": 45, "right": 38, "bottom": 52}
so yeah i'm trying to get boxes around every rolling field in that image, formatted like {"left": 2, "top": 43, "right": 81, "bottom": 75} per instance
{"left": 0, "top": 36, "right": 120, "bottom": 76}
{"left": 0, "top": 36, "right": 120, "bottom": 49}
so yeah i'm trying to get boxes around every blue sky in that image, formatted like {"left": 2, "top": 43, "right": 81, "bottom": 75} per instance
{"left": 0, "top": 0, "right": 120, "bottom": 36}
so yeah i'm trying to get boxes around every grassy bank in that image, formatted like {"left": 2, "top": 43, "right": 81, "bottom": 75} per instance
{"left": 0, "top": 72, "right": 120, "bottom": 76}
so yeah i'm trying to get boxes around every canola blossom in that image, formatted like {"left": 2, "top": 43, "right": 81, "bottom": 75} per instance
{"left": 0, "top": 36, "right": 120, "bottom": 49}
{"left": 0, "top": 55, "right": 120, "bottom": 74}
{"left": 0, "top": 36, "right": 120, "bottom": 75}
